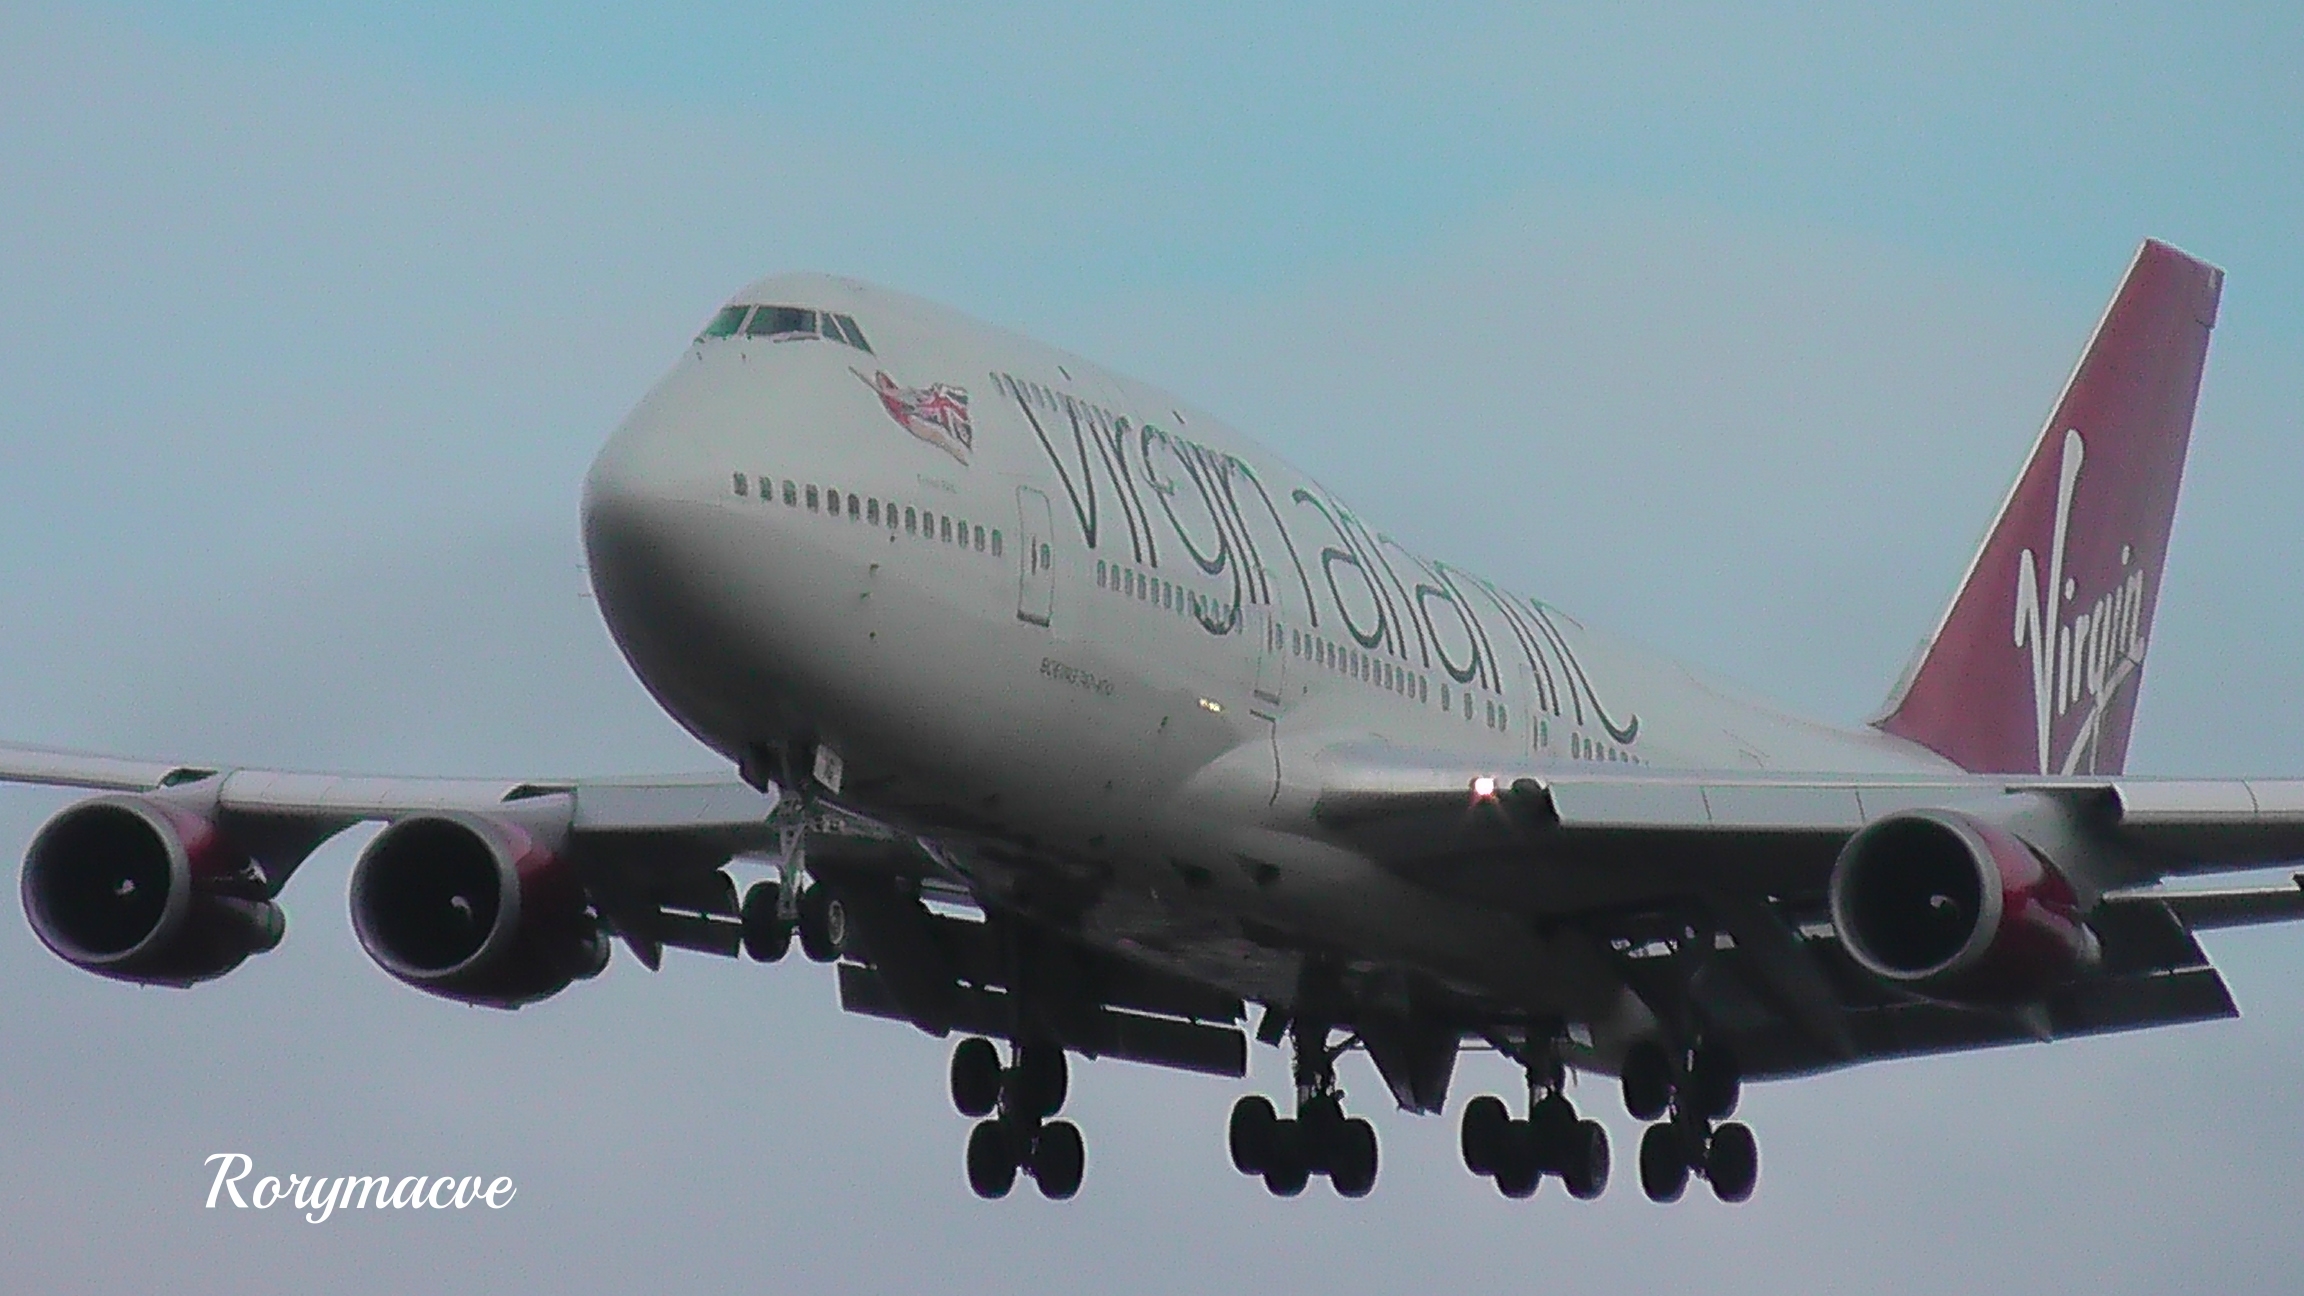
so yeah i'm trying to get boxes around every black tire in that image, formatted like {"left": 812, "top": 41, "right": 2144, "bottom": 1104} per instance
{"left": 1262, "top": 1120, "right": 1309, "bottom": 1196}
{"left": 796, "top": 886, "right": 844, "bottom": 963}
{"left": 1331, "top": 1118, "right": 1378, "bottom": 1198}
{"left": 1460, "top": 1095, "right": 1509, "bottom": 1176}
{"left": 1033, "top": 1120, "right": 1086, "bottom": 1199}
{"left": 1010, "top": 1045, "right": 1068, "bottom": 1119}
{"left": 966, "top": 1121, "right": 1016, "bottom": 1199}
{"left": 950, "top": 1037, "right": 1002, "bottom": 1119}
{"left": 1707, "top": 1121, "right": 1758, "bottom": 1202}
{"left": 1529, "top": 1092, "right": 1577, "bottom": 1171}
{"left": 1639, "top": 1123, "right": 1688, "bottom": 1204}
{"left": 1563, "top": 1119, "right": 1610, "bottom": 1200}
{"left": 1622, "top": 1041, "right": 1673, "bottom": 1121}
{"left": 739, "top": 881, "right": 792, "bottom": 962}
{"left": 1229, "top": 1094, "right": 1278, "bottom": 1176}
{"left": 1298, "top": 1094, "right": 1346, "bottom": 1176}
{"left": 1494, "top": 1120, "right": 1541, "bottom": 1198}
{"left": 1689, "top": 1043, "right": 1741, "bottom": 1121}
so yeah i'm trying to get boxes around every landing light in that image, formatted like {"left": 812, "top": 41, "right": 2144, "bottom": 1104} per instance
{"left": 1198, "top": 698, "right": 1223, "bottom": 714}
{"left": 1471, "top": 776, "right": 1498, "bottom": 802}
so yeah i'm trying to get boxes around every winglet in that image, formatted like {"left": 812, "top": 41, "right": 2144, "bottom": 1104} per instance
{"left": 1875, "top": 240, "right": 2223, "bottom": 775}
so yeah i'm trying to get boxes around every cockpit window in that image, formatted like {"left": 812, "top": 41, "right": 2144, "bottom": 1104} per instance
{"left": 706, "top": 304, "right": 875, "bottom": 353}
{"left": 699, "top": 305, "right": 749, "bottom": 339}
{"left": 746, "top": 306, "right": 817, "bottom": 338}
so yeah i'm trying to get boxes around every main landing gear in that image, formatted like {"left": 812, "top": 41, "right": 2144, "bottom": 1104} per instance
{"left": 1457, "top": 1047, "right": 1610, "bottom": 1200}
{"left": 1226, "top": 1015, "right": 1379, "bottom": 1197}
{"left": 950, "top": 1035, "right": 1085, "bottom": 1200}
{"left": 1621, "top": 1040, "right": 1757, "bottom": 1203}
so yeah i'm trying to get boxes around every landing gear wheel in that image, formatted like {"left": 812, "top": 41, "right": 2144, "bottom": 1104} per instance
{"left": 1331, "top": 1118, "right": 1379, "bottom": 1198}
{"left": 1009, "top": 1045, "right": 1068, "bottom": 1120}
{"left": 1032, "top": 1120, "right": 1086, "bottom": 1199}
{"left": 1562, "top": 1119, "right": 1610, "bottom": 1200}
{"left": 1460, "top": 1095, "right": 1509, "bottom": 1176}
{"left": 1706, "top": 1121, "right": 1759, "bottom": 1202}
{"left": 1297, "top": 1094, "right": 1346, "bottom": 1175}
{"left": 966, "top": 1121, "right": 1016, "bottom": 1199}
{"left": 1493, "top": 1124, "right": 1541, "bottom": 1199}
{"left": 1622, "top": 1042, "right": 1672, "bottom": 1121}
{"left": 1261, "top": 1120, "right": 1309, "bottom": 1197}
{"left": 1639, "top": 1123, "right": 1689, "bottom": 1203}
{"left": 796, "top": 886, "right": 845, "bottom": 963}
{"left": 1528, "top": 1092, "right": 1576, "bottom": 1170}
{"left": 1229, "top": 1095, "right": 1278, "bottom": 1175}
{"left": 739, "top": 881, "right": 791, "bottom": 962}
{"left": 950, "top": 1037, "right": 1001, "bottom": 1118}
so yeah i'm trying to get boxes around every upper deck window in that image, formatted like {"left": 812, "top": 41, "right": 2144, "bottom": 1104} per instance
{"left": 699, "top": 305, "right": 750, "bottom": 339}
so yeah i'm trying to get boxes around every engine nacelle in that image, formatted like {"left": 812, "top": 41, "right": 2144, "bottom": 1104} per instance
{"left": 21, "top": 795, "right": 283, "bottom": 986}
{"left": 1828, "top": 808, "right": 2100, "bottom": 1002}
{"left": 349, "top": 813, "right": 608, "bottom": 1009}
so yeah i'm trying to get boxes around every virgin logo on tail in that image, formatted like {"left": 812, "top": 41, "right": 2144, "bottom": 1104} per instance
{"left": 2012, "top": 430, "right": 2150, "bottom": 775}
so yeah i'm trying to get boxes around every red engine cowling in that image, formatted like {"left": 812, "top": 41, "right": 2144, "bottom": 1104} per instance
{"left": 1827, "top": 808, "right": 2100, "bottom": 1002}
{"left": 20, "top": 795, "right": 284, "bottom": 986}
{"left": 348, "top": 813, "right": 608, "bottom": 1009}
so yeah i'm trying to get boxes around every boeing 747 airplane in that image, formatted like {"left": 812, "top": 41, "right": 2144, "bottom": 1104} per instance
{"left": 11, "top": 239, "right": 2291, "bottom": 1204}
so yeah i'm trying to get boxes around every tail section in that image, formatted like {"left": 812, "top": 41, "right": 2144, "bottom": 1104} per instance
{"left": 1876, "top": 240, "right": 2223, "bottom": 775}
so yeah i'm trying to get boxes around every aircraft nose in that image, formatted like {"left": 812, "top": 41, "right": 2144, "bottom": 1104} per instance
{"left": 580, "top": 398, "right": 745, "bottom": 704}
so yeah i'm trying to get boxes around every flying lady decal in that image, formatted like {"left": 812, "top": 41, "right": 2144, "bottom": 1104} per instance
{"left": 857, "top": 368, "right": 974, "bottom": 465}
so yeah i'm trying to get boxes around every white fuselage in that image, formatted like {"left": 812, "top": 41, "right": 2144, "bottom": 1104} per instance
{"left": 579, "top": 273, "right": 1953, "bottom": 1017}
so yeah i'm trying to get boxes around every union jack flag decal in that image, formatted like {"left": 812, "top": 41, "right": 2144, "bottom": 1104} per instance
{"left": 855, "top": 368, "right": 974, "bottom": 465}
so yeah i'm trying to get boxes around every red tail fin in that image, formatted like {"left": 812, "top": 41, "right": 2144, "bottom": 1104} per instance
{"left": 1875, "top": 240, "right": 2223, "bottom": 775}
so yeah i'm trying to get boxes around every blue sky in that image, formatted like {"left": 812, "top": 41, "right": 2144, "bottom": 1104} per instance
{"left": 3, "top": 4, "right": 2302, "bottom": 1292}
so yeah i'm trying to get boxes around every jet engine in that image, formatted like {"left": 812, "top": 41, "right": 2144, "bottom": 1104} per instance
{"left": 1827, "top": 808, "right": 2099, "bottom": 1002}
{"left": 348, "top": 813, "right": 608, "bottom": 1008}
{"left": 20, "top": 794, "right": 283, "bottom": 986}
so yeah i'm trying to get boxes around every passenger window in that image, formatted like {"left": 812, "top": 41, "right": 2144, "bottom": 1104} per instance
{"left": 940, "top": 517, "right": 953, "bottom": 543}
{"left": 990, "top": 531, "right": 1002, "bottom": 556}
{"left": 732, "top": 472, "right": 748, "bottom": 496}
{"left": 974, "top": 525, "right": 986, "bottom": 552}
{"left": 1097, "top": 560, "right": 1108, "bottom": 587}
{"left": 956, "top": 518, "right": 969, "bottom": 543}
{"left": 868, "top": 499, "right": 880, "bottom": 524}
{"left": 1040, "top": 542, "right": 1051, "bottom": 570}
{"left": 825, "top": 489, "right": 841, "bottom": 518}
{"left": 848, "top": 494, "right": 861, "bottom": 520}
{"left": 905, "top": 507, "right": 917, "bottom": 534}
{"left": 783, "top": 481, "right": 797, "bottom": 506}
{"left": 699, "top": 305, "right": 749, "bottom": 339}
{"left": 746, "top": 306, "right": 815, "bottom": 338}
{"left": 806, "top": 485, "right": 820, "bottom": 512}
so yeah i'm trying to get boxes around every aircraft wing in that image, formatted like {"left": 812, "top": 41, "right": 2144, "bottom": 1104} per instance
{"left": 0, "top": 743, "right": 1250, "bottom": 1075}
{"left": 1293, "top": 738, "right": 2304, "bottom": 1078}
